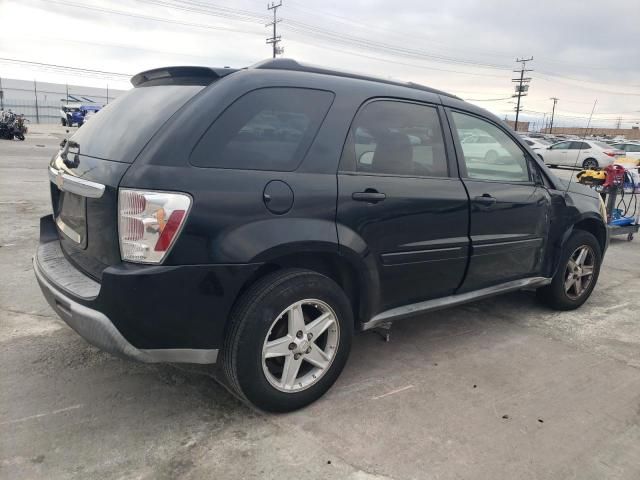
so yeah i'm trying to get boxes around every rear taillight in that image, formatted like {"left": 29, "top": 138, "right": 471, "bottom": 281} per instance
{"left": 118, "top": 189, "right": 191, "bottom": 264}
{"left": 605, "top": 150, "right": 624, "bottom": 157}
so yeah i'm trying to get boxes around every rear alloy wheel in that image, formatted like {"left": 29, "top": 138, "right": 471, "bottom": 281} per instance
{"left": 537, "top": 230, "right": 602, "bottom": 310}
{"left": 582, "top": 158, "right": 598, "bottom": 169}
{"left": 262, "top": 299, "right": 340, "bottom": 393}
{"left": 222, "top": 269, "right": 353, "bottom": 412}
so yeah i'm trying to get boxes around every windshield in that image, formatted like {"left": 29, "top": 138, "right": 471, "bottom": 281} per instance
{"left": 593, "top": 141, "right": 613, "bottom": 149}
{"left": 70, "top": 84, "right": 204, "bottom": 162}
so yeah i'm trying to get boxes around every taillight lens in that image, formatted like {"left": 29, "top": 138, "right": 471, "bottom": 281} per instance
{"left": 605, "top": 150, "right": 624, "bottom": 157}
{"left": 118, "top": 189, "right": 191, "bottom": 264}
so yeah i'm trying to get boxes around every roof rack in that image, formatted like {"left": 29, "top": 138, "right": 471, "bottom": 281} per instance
{"left": 251, "top": 58, "right": 459, "bottom": 99}
{"left": 131, "top": 66, "right": 238, "bottom": 87}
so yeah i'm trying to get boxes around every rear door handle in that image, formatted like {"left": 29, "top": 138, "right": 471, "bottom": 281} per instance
{"left": 352, "top": 190, "right": 386, "bottom": 203}
{"left": 473, "top": 194, "right": 496, "bottom": 205}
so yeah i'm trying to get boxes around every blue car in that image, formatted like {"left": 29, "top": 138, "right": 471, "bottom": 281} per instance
{"left": 60, "top": 104, "right": 101, "bottom": 127}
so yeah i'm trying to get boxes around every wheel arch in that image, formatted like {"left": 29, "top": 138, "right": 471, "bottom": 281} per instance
{"left": 236, "top": 246, "right": 379, "bottom": 329}
{"left": 552, "top": 214, "right": 607, "bottom": 277}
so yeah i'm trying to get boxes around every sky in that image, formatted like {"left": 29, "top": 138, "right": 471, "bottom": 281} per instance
{"left": 1, "top": 0, "right": 639, "bottom": 129}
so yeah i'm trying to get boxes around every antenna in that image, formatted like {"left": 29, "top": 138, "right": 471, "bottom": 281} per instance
{"left": 266, "top": 2, "right": 283, "bottom": 58}
{"left": 565, "top": 99, "right": 598, "bottom": 193}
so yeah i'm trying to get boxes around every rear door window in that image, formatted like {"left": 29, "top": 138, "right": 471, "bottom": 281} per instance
{"left": 341, "top": 100, "right": 449, "bottom": 177}
{"left": 190, "top": 88, "right": 334, "bottom": 171}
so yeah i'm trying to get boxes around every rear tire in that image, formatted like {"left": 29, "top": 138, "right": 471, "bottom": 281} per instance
{"left": 222, "top": 269, "right": 353, "bottom": 412}
{"left": 537, "top": 230, "right": 602, "bottom": 310}
{"left": 582, "top": 158, "right": 598, "bottom": 169}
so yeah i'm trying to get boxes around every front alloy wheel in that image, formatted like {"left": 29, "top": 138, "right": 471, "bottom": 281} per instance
{"left": 537, "top": 230, "right": 602, "bottom": 310}
{"left": 563, "top": 245, "right": 595, "bottom": 300}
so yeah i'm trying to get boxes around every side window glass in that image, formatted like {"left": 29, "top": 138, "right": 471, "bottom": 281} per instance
{"left": 451, "top": 111, "right": 530, "bottom": 183}
{"left": 343, "top": 100, "right": 449, "bottom": 177}
{"left": 190, "top": 88, "right": 334, "bottom": 171}
{"left": 551, "top": 141, "right": 570, "bottom": 150}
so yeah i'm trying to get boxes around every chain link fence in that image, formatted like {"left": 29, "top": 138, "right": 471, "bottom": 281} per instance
{"left": 2, "top": 101, "right": 63, "bottom": 124}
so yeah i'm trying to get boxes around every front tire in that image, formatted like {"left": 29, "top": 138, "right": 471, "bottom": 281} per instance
{"left": 537, "top": 230, "right": 602, "bottom": 310}
{"left": 61, "top": 118, "right": 67, "bottom": 126}
{"left": 222, "top": 269, "right": 353, "bottom": 412}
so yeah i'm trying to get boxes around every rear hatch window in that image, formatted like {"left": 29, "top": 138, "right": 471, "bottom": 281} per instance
{"left": 70, "top": 84, "right": 204, "bottom": 162}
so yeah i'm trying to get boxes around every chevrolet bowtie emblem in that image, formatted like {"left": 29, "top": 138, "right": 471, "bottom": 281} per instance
{"left": 55, "top": 170, "right": 64, "bottom": 189}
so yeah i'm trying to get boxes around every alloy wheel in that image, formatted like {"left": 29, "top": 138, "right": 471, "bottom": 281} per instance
{"left": 262, "top": 299, "right": 340, "bottom": 392}
{"left": 564, "top": 245, "right": 595, "bottom": 300}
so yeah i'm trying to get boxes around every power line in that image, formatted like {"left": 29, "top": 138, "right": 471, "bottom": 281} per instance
{"left": 43, "top": 0, "right": 264, "bottom": 36}
{"left": 465, "top": 96, "right": 513, "bottom": 102}
{"left": 0, "top": 57, "right": 131, "bottom": 78}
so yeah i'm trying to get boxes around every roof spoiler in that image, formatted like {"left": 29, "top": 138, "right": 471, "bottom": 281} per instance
{"left": 131, "top": 66, "right": 238, "bottom": 87}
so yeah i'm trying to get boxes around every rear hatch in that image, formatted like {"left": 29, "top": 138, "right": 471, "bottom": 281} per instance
{"left": 49, "top": 67, "right": 234, "bottom": 279}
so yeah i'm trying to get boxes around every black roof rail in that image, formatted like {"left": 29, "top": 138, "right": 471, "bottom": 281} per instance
{"left": 251, "top": 58, "right": 460, "bottom": 99}
{"left": 131, "top": 66, "right": 238, "bottom": 87}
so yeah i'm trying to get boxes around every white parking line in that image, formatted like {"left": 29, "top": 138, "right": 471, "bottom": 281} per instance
{"left": 0, "top": 404, "right": 84, "bottom": 426}
{"left": 372, "top": 385, "right": 414, "bottom": 400}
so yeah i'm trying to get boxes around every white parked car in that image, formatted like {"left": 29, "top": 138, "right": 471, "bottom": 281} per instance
{"left": 521, "top": 136, "right": 552, "bottom": 152}
{"left": 537, "top": 140, "right": 625, "bottom": 169}
{"left": 460, "top": 134, "right": 508, "bottom": 161}
{"left": 611, "top": 142, "right": 640, "bottom": 161}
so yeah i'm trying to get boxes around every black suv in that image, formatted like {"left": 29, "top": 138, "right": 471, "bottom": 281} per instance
{"left": 34, "top": 59, "right": 608, "bottom": 411}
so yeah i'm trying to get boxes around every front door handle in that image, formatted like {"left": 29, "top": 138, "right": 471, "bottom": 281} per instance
{"left": 473, "top": 194, "right": 497, "bottom": 205}
{"left": 352, "top": 190, "right": 386, "bottom": 203}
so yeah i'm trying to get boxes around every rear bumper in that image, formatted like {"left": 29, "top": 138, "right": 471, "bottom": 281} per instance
{"left": 33, "top": 215, "right": 261, "bottom": 363}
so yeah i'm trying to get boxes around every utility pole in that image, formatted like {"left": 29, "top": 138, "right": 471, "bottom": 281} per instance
{"left": 66, "top": 83, "right": 69, "bottom": 104}
{"left": 33, "top": 80, "right": 40, "bottom": 124}
{"left": 512, "top": 57, "right": 533, "bottom": 132}
{"left": 266, "top": 1, "right": 283, "bottom": 59}
{"left": 0, "top": 76, "right": 4, "bottom": 110}
{"left": 106, "top": 84, "right": 109, "bottom": 104}
{"left": 615, "top": 117, "right": 621, "bottom": 129}
{"left": 549, "top": 97, "right": 559, "bottom": 134}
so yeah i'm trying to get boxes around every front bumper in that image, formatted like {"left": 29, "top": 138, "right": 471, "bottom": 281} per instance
{"left": 33, "top": 215, "right": 260, "bottom": 364}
